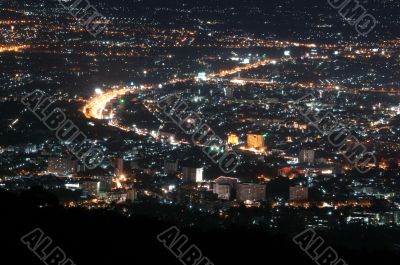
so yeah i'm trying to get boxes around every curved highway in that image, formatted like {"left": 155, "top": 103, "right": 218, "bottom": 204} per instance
{"left": 82, "top": 58, "right": 275, "bottom": 122}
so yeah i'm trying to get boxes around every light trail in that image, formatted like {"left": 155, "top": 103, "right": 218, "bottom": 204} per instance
{"left": 82, "top": 77, "right": 191, "bottom": 120}
{"left": 0, "top": 44, "right": 30, "bottom": 53}
{"left": 210, "top": 58, "right": 275, "bottom": 78}
{"left": 81, "top": 59, "right": 278, "bottom": 139}
{"left": 82, "top": 87, "right": 133, "bottom": 119}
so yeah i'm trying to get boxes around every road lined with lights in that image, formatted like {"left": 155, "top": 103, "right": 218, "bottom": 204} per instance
{"left": 0, "top": 44, "right": 30, "bottom": 53}
{"left": 82, "top": 59, "right": 277, "bottom": 121}
{"left": 83, "top": 87, "right": 133, "bottom": 119}
{"left": 209, "top": 58, "right": 276, "bottom": 78}
{"left": 82, "top": 77, "right": 191, "bottom": 120}
{"left": 80, "top": 59, "right": 281, "bottom": 153}
{"left": 81, "top": 59, "right": 284, "bottom": 154}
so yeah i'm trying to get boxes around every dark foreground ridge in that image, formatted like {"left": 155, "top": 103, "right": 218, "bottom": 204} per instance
{"left": 0, "top": 189, "right": 398, "bottom": 265}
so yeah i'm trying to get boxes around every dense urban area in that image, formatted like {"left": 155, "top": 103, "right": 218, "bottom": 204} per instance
{"left": 1, "top": 0, "right": 400, "bottom": 264}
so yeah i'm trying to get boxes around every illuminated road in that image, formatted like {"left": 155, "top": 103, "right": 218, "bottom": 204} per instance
{"left": 0, "top": 44, "right": 30, "bottom": 53}
{"left": 82, "top": 77, "right": 190, "bottom": 120}
{"left": 80, "top": 59, "right": 290, "bottom": 157}
{"left": 83, "top": 87, "right": 133, "bottom": 119}
{"left": 210, "top": 58, "right": 275, "bottom": 78}
{"left": 81, "top": 58, "right": 279, "bottom": 143}
{"left": 83, "top": 59, "right": 277, "bottom": 120}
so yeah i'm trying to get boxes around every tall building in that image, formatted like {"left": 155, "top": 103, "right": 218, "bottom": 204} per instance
{"left": 215, "top": 176, "right": 238, "bottom": 187}
{"left": 214, "top": 184, "right": 231, "bottom": 200}
{"left": 80, "top": 181, "right": 100, "bottom": 196}
{"left": 236, "top": 183, "right": 266, "bottom": 202}
{"left": 47, "top": 157, "right": 76, "bottom": 176}
{"left": 97, "top": 175, "right": 113, "bottom": 192}
{"left": 115, "top": 157, "right": 124, "bottom": 176}
{"left": 182, "top": 167, "right": 203, "bottom": 183}
{"left": 289, "top": 186, "right": 309, "bottom": 201}
{"left": 127, "top": 189, "right": 138, "bottom": 202}
{"left": 299, "top": 150, "right": 315, "bottom": 163}
{"left": 247, "top": 134, "right": 265, "bottom": 149}
{"left": 213, "top": 176, "right": 238, "bottom": 200}
{"left": 394, "top": 211, "right": 400, "bottom": 225}
{"left": 227, "top": 134, "right": 239, "bottom": 145}
{"left": 224, "top": 87, "right": 234, "bottom": 98}
{"left": 164, "top": 160, "right": 178, "bottom": 174}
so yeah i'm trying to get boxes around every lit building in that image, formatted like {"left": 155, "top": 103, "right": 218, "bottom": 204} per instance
{"left": 214, "top": 184, "right": 231, "bottom": 200}
{"left": 158, "top": 130, "right": 177, "bottom": 142}
{"left": 227, "top": 134, "right": 239, "bottom": 145}
{"left": 236, "top": 183, "right": 266, "bottom": 202}
{"left": 127, "top": 189, "right": 138, "bottom": 202}
{"left": 115, "top": 157, "right": 124, "bottom": 176}
{"left": 289, "top": 186, "right": 309, "bottom": 201}
{"left": 178, "top": 185, "right": 217, "bottom": 205}
{"left": 24, "top": 144, "right": 37, "bottom": 154}
{"left": 196, "top": 72, "right": 207, "bottom": 81}
{"left": 80, "top": 181, "right": 100, "bottom": 196}
{"left": 213, "top": 176, "right": 238, "bottom": 200}
{"left": 223, "top": 87, "right": 234, "bottom": 98}
{"left": 299, "top": 150, "right": 315, "bottom": 163}
{"left": 47, "top": 157, "right": 76, "bottom": 176}
{"left": 215, "top": 176, "right": 238, "bottom": 187}
{"left": 278, "top": 166, "right": 293, "bottom": 177}
{"left": 164, "top": 160, "right": 178, "bottom": 174}
{"left": 182, "top": 167, "right": 203, "bottom": 183}
{"left": 96, "top": 175, "right": 113, "bottom": 192}
{"left": 394, "top": 212, "right": 400, "bottom": 225}
{"left": 247, "top": 134, "right": 265, "bottom": 149}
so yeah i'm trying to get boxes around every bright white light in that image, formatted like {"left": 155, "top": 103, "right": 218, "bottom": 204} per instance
{"left": 284, "top": 50, "right": 291, "bottom": 56}
{"left": 196, "top": 168, "right": 203, "bottom": 182}
{"left": 95, "top": 88, "right": 103, "bottom": 94}
{"left": 65, "top": 183, "right": 79, "bottom": 189}
{"left": 197, "top": 72, "right": 207, "bottom": 81}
